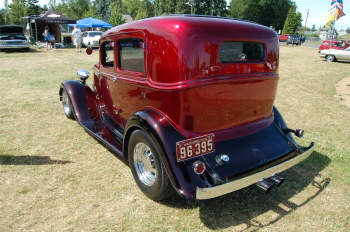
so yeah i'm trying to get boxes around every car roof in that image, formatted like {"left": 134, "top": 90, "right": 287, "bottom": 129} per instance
{"left": 103, "top": 14, "right": 264, "bottom": 38}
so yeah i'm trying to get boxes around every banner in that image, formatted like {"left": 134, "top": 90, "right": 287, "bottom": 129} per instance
{"left": 325, "top": 0, "right": 346, "bottom": 28}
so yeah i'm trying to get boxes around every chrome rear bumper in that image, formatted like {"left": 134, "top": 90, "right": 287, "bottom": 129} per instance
{"left": 196, "top": 142, "right": 315, "bottom": 200}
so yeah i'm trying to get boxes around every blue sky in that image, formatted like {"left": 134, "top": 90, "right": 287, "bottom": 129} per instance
{"left": 293, "top": 0, "right": 349, "bottom": 31}
{"left": 1, "top": 0, "right": 349, "bottom": 31}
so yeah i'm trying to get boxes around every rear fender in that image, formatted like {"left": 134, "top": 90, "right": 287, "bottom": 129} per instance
{"left": 273, "top": 106, "right": 296, "bottom": 142}
{"left": 124, "top": 109, "right": 208, "bottom": 199}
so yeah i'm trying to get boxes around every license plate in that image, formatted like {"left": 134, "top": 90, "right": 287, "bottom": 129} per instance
{"left": 176, "top": 134, "right": 215, "bottom": 162}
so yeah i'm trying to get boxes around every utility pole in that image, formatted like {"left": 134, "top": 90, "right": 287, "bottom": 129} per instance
{"left": 304, "top": 9, "right": 309, "bottom": 33}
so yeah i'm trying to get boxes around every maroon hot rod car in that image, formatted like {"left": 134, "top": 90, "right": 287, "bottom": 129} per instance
{"left": 59, "top": 15, "right": 315, "bottom": 201}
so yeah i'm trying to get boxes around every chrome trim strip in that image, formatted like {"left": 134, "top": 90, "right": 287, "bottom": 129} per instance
{"left": 196, "top": 142, "right": 315, "bottom": 200}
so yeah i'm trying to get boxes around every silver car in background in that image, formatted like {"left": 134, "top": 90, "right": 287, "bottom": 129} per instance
{"left": 319, "top": 47, "right": 350, "bottom": 62}
{"left": 0, "top": 25, "right": 30, "bottom": 52}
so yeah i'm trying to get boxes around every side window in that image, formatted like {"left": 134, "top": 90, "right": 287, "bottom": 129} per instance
{"left": 118, "top": 38, "right": 144, "bottom": 72}
{"left": 220, "top": 41, "right": 264, "bottom": 63}
{"left": 102, "top": 40, "right": 115, "bottom": 68}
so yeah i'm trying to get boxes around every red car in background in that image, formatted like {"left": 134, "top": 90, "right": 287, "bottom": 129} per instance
{"left": 278, "top": 34, "right": 289, "bottom": 42}
{"left": 59, "top": 15, "right": 315, "bottom": 201}
{"left": 318, "top": 40, "right": 350, "bottom": 52}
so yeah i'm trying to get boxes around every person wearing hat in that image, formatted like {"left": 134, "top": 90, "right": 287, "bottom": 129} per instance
{"left": 71, "top": 25, "right": 82, "bottom": 52}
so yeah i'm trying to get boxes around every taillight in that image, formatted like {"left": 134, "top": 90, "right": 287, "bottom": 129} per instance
{"left": 192, "top": 161, "right": 206, "bottom": 174}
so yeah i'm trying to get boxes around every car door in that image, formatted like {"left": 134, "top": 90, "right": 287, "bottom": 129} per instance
{"left": 340, "top": 48, "right": 350, "bottom": 61}
{"left": 99, "top": 33, "right": 147, "bottom": 129}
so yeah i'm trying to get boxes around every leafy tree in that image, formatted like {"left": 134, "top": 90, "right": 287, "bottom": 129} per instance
{"left": 42, "top": 4, "right": 49, "bottom": 11}
{"left": 311, "top": 24, "right": 316, "bottom": 32}
{"left": 8, "top": 0, "right": 26, "bottom": 24}
{"left": 282, "top": 3, "right": 302, "bottom": 34}
{"left": 68, "top": 0, "right": 90, "bottom": 19}
{"left": 194, "top": 0, "right": 227, "bottom": 16}
{"left": 175, "top": 0, "right": 187, "bottom": 14}
{"left": 346, "top": 27, "right": 350, "bottom": 33}
{"left": 123, "top": 0, "right": 143, "bottom": 19}
{"left": 229, "top": 0, "right": 293, "bottom": 31}
{"left": 82, "top": 5, "right": 98, "bottom": 18}
{"left": 134, "top": 7, "right": 148, "bottom": 20}
{"left": 109, "top": 5, "right": 126, "bottom": 25}
{"left": 55, "top": 0, "right": 90, "bottom": 20}
{"left": 154, "top": 0, "right": 175, "bottom": 15}
{"left": 1, "top": 0, "right": 10, "bottom": 24}
{"left": 56, "top": 1, "right": 70, "bottom": 18}
{"left": 96, "top": 0, "right": 111, "bottom": 21}
{"left": 25, "top": 0, "right": 41, "bottom": 16}
{"left": 0, "top": 13, "right": 5, "bottom": 25}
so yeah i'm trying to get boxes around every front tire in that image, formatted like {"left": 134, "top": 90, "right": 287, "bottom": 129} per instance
{"left": 327, "top": 55, "right": 336, "bottom": 62}
{"left": 61, "top": 88, "right": 75, "bottom": 120}
{"left": 128, "top": 130, "right": 174, "bottom": 201}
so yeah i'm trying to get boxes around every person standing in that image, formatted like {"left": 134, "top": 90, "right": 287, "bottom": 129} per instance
{"left": 71, "top": 25, "right": 82, "bottom": 52}
{"left": 43, "top": 26, "right": 52, "bottom": 51}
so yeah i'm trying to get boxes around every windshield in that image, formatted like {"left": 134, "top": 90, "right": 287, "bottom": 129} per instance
{"left": 89, "top": 32, "right": 102, "bottom": 37}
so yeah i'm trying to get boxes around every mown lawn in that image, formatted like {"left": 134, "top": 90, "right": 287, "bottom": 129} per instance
{"left": 0, "top": 45, "right": 349, "bottom": 231}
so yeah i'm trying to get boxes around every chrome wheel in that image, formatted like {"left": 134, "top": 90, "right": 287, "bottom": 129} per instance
{"left": 61, "top": 88, "right": 75, "bottom": 119}
{"left": 327, "top": 55, "right": 335, "bottom": 62}
{"left": 128, "top": 130, "right": 174, "bottom": 201}
{"left": 133, "top": 142, "right": 157, "bottom": 186}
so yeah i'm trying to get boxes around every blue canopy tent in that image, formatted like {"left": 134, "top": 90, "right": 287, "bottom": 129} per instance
{"left": 68, "top": 17, "right": 112, "bottom": 28}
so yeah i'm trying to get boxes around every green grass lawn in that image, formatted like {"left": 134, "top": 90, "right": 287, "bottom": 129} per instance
{"left": 0, "top": 46, "right": 349, "bottom": 231}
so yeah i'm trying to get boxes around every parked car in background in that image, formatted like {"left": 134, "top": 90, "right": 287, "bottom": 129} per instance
{"left": 278, "top": 34, "right": 289, "bottom": 42}
{"left": 59, "top": 15, "right": 314, "bottom": 202}
{"left": 0, "top": 25, "right": 30, "bottom": 52}
{"left": 318, "top": 40, "right": 346, "bottom": 52}
{"left": 319, "top": 47, "right": 350, "bottom": 62}
{"left": 286, "top": 34, "right": 301, "bottom": 45}
{"left": 82, "top": 31, "right": 102, "bottom": 48}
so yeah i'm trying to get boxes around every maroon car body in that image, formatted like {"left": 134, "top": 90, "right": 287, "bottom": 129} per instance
{"left": 59, "top": 15, "right": 314, "bottom": 201}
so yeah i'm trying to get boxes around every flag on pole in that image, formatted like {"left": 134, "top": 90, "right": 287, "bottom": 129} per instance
{"left": 325, "top": 0, "right": 346, "bottom": 28}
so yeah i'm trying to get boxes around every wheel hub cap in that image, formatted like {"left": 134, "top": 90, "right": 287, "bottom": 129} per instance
{"left": 62, "top": 90, "right": 71, "bottom": 116}
{"left": 133, "top": 142, "right": 157, "bottom": 186}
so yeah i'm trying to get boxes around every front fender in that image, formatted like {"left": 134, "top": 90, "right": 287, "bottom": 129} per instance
{"left": 59, "top": 80, "right": 97, "bottom": 130}
{"left": 124, "top": 108, "right": 208, "bottom": 199}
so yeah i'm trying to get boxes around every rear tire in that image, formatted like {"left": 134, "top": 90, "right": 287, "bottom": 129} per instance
{"left": 128, "top": 130, "right": 174, "bottom": 201}
{"left": 61, "top": 88, "right": 75, "bottom": 120}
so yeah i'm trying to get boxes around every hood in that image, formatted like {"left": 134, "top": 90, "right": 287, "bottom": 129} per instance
{"left": 0, "top": 25, "right": 24, "bottom": 35}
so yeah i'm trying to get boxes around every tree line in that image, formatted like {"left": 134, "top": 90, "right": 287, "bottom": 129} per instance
{"left": 1, "top": 0, "right": 303, "bottom": 34}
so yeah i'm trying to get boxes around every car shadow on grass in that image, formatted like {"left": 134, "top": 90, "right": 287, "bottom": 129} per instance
{"left": 161, "top": 151, "right": 330, "bottom": 230}
{"left": 0, "top": 155, "right": 74, "bottom": 165}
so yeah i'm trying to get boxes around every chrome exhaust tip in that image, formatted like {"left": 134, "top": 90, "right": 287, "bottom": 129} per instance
{"left": 269, "top": 175, "right": 284, "bottom": 187}
{"left": 256, "top": 179, "right": 274, "bottom": 193}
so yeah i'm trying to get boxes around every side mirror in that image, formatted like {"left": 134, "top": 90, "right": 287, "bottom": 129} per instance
{"left": 86, "top": 47, "right": 93, "bottom": 55}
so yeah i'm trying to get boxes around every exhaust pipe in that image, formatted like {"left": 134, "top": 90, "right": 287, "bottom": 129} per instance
{"left": 269, "top": 175, "right": 284, "bottom": 187}
{"left": 256, "top": 179, "right": 274, "bottom": 193}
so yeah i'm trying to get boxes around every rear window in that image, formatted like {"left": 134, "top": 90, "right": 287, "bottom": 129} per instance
{"left": 220, "top": 41, "right": 264, "bottom": 63}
